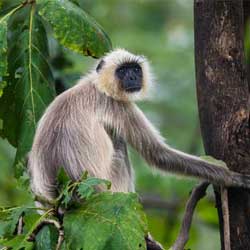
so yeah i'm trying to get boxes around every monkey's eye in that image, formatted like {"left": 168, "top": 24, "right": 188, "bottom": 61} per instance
{"left": 118, "top": 68, "right": 125, "bottom": 74}
{"left": 134, "top": 67, "right": 140, "bottom": 72}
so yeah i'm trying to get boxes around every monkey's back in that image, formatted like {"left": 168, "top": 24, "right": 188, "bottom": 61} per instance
{"left": 28, "top": 79, "right": 114, "bottom": 199}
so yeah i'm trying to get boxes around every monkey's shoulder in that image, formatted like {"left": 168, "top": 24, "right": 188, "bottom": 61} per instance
{"left": 51, "top": 81, "right": 97, "bottom": 108}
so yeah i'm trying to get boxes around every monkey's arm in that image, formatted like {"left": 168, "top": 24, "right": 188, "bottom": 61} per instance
{"left": 120, "top": 104, "right": 249, "bottom": 188}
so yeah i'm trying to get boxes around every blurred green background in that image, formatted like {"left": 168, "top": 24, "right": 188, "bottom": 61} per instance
{"left": 0, "top": 1, "right": 220, "bottom": 249}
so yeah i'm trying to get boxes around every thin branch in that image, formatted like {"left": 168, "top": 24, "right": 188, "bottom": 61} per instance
{"left": 221, "top": 187, "right": 231, "bottom": 250}
{"left": 171, "top": 181, "right": 210, "bottom": 250}
{"left": 17, "top": 216, "right": 24, "bottom": 235}
{"left": 27, "top": 219, "right": 64, "bottom": 250}
{"left": 35, "top": 195, "right": 57, "bottom": 207}
{"left": 57, "top": 229, "right": 65, "bottom": 250}
{"left": 140, "top": 193, "right": 179, "bottom": 211}
{"left": 22, "top": 0, "right": 36, "bottom": 5}
{"left": 146, "top": 234, "right": 163, "bottom": 250}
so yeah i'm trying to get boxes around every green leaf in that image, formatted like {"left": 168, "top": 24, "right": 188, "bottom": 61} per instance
{"left": 23, "top": 211, "right": 59, "bottom": 248}
{"left": 60, "top": 187, "right": 74, "bottom": 208}
{"left": 0, "top": 6, "right": 56, "bottom": 176}
{"left": 56, "top": 170, "right": 74, "bottom": 208}
{"left": 63, "top": 192, "right": 147, "bottom": 250}
{"left": 69, "top": 0, "right": 80, "bottom": 6}
{"left": 57, "top": 172, "right": 111, "bottom": 208}
{"left": 22, "top": 212, "right": 41, "bottom": 234}
{"left": 0, "top": 206, "right": 27, "bottom": 238}
{"left": 77, "top": 177, "right": 111, "bottom": 200}
{"left": 16, "top": 170, "right": 31, "bottom": 192}
{"left": 0, "top": 235, "right": 34, "bottom": 250}
{"left": 0, "top": 4, "right": 22, "bottom": 96}
{"left": 35, "top": 225, "right": 58, "bottom": 250}
{"left": 0, "top": 206, "right": 58, "bottom": 250}
{"left": 37, "top": 0, "right": 112, "bottom": 58}
{"left": 56, "top": 180, "right": 75, "bottom": 208}
{"left": 57, "top": 168, "right": 71, "bottom": 188}
{"left": 0, "top": 14, "right": 8, "bottom": 97}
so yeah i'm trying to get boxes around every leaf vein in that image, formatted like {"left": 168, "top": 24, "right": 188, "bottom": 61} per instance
{"left": 31, "top": 62, "right": 51, "bottom": 87}
{"left": 28, "top": 5, "right": 36, "bottom": 126}
{"left": 81, "top": 210, "right": 134, "bottom": 250}
{"left": 31, "top": 44, "right": 51, "bottom": 68}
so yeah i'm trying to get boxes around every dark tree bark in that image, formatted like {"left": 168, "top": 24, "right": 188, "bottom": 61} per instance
{"left": 243, "top": 0, "right": 250, "bottom": 86}
{"left": 194, "top": 1, "right": 250, "bottom": 250}
{"left": 243, "top": 0, "right": 250, "bottom": 26}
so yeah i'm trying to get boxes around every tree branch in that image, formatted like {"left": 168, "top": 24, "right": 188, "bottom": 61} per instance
{"left": 146, "top": 234, "right": 163, "bottom": 250}
{"left": 27, "top": 219, "right": 64, "bottom": 250}
{"left": 17, "top": 216, "right": 23, "bottom": 235}
{"left": 140, "top": 193, "right": 179, "bottom": 211}
{"left": 221, "top": 188, "right": 231, "bottom": 250}
{"left": 171, "top": 181, "right": 210, "bottom": 250}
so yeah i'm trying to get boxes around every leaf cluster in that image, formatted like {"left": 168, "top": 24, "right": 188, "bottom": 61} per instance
{"left": 0, "top": 172, "right": 148, "bottom": 250}
{"left": 0, "top": 1, "right": 149, "bottom": 249}
{"left": 0, "top": 0, "right": 111, "bottom": 177}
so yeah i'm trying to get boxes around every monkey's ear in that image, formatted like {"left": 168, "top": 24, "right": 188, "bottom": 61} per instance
{"left": 96, "top": 59, "right": 105, "bottom": 72}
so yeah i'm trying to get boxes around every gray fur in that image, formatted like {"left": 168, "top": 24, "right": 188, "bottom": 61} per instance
{"left": 28, "top": 49, "right": 250, "bottom": 201}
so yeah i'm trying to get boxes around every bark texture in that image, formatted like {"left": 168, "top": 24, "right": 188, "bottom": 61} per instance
{"left": 194, "top": 1, "right": 250, "bottom": 249}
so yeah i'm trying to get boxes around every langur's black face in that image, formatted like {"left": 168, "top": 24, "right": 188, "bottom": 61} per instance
{"left": 115, "top": 62, "right": 143, "bottom": 92}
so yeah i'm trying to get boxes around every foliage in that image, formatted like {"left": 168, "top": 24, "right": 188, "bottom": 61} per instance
{"left": 37, "top": 0, "right": 111, "bottom": 58}
{"left": 0, "top": 173, "right": 148, "bottom": 250}
{"left": 0, "top": 1, "right": 149, "bottom": 249}
{"left": 0, "top": 6, "right": 55, "bottom": 177}
{"left": 57, "top": 170, "right": 111, "bottom": 208}
{"left": 0, "top": 0, "right": 111, "bottom": 177}
{"left": 0, "top": 5, "right": 18, "bottom": 96}
{"left": 63, "top": 192, "right": 147, "bottom": 250}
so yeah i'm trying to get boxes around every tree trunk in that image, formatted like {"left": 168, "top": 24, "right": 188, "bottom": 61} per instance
{"left": 243, "top": 0, "right": 250, "bottom": 86}
{"left": 194, "top": 1, "right": 250, "bottom": 250}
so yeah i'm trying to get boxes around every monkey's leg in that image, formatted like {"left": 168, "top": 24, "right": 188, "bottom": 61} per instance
{"left": 28, "top": 151, "right": 58, "bottom": 201}
{"left": 109, "top": 137, "right": 163, "bottom": 249}
{"left": 109, "top": 135, "right": 134, "bottom": 192}
{"left": 57, "top": 123, "right": 114, "bottom": 183}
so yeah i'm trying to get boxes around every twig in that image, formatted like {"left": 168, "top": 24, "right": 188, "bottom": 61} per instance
{"left": 17, "top": 216, "right": 23, "bottom": 235}
{"left": 27, "top": 219, "right": 64, "bottom": 250}
{"left": 57, "top": 229, "right": 65, "bottom": 250}
{"left": 35, "top": 195, "right": 57, "bottom": 207}
{"left": 171, "top": 181, "right": 210, "bottom": 250}
{"left": 221, "top": 187, "right": 231, "bottom": 250}
{"left": 22, "top": 0, "right": 35, "bottom": 5}
{"left": 146, "top": 234, "right": 163, "bottom": 250}
{"left": 140, "top": 193, "right": 179, "bottom": 211}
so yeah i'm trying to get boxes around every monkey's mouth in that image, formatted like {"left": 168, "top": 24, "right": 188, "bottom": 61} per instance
{"left": 125, "top": 85, "right": 142, "bottom": 92}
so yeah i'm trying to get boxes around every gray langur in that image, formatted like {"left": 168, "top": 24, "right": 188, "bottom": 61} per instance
{"left": 28, "top": 48, "right": 250, "bottom": 201}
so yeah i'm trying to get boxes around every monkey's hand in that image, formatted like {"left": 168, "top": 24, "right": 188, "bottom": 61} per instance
{"left": 200, "top": 155, "right": 228, "bottom": 169}
{"left": 230, "top": 172, "right": 250, "bottom": 189}
{"left": 201, "top": 155, "right": 250, "bottom": 188}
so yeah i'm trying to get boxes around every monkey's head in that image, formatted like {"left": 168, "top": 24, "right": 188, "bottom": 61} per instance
{"left": 94, "top": 49, "right": 154, "bottom": 101}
